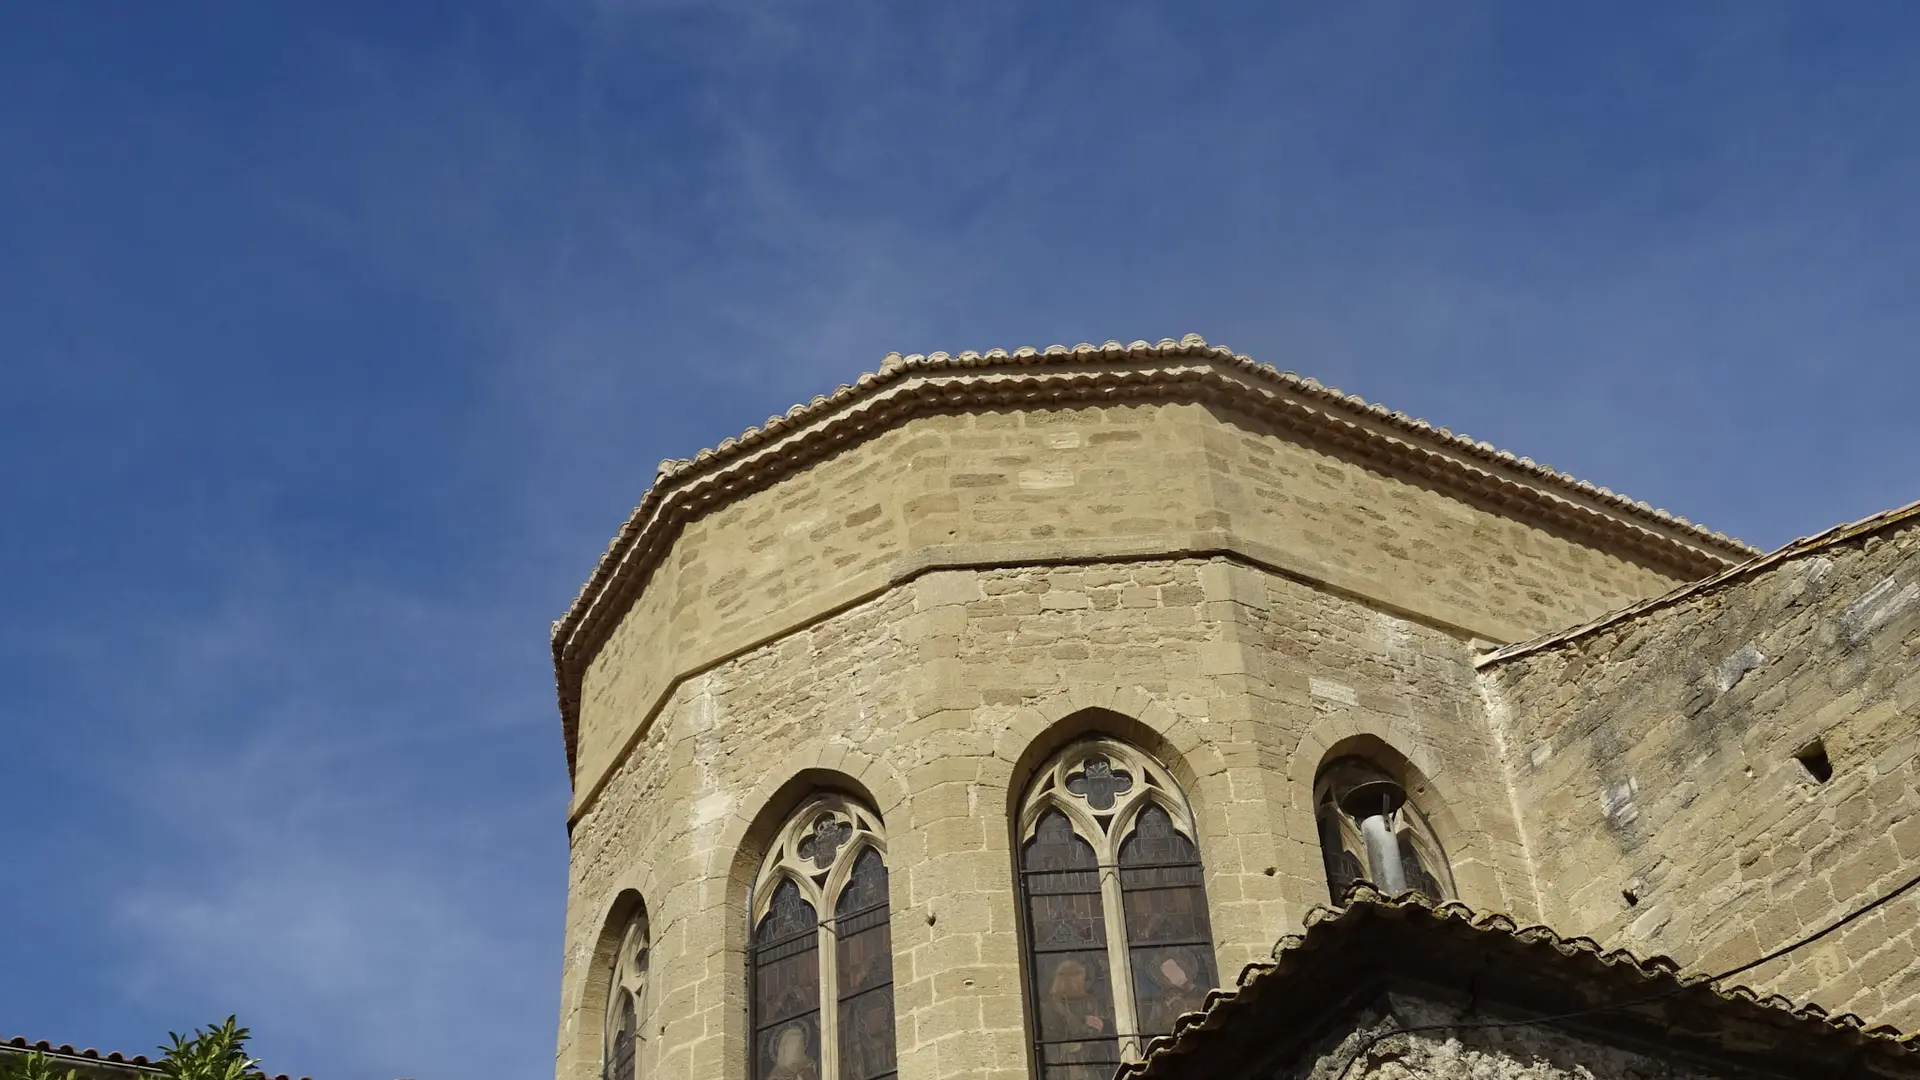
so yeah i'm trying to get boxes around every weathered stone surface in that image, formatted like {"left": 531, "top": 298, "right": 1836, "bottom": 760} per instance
{"left": 565, "top": 557, "right": 1525, "bottom": 1080}
{"left": 551, "top": 352, "right": 1917, "bottom": 1080}
{"left": 572, "top": 400, "right": 1699, "bottom": 813}
{"left": 1483, "top": 511, "right": 1920, "bottom": 1032}
{"left": 1288, "top": 998, "right": 1723, "bottom": 1080}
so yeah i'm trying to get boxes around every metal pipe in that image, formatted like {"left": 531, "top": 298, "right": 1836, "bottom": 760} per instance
{"left": 1357, "top": 813, "right": 1406, "bottom": 894}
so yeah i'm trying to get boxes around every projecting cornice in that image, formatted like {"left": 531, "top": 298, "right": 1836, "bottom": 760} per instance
{"left": 550, "top": 335, "right": 1758, "bottom": 779}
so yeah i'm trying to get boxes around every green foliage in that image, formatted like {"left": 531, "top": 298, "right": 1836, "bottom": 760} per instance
{"left": 0, "top": 1050, "right": 85, "bottom": 1080}
{"left": 0, "top": 1018, "right": 269, "bottom": 1080}
{"left": 153, "top": 1019, "right": 266, "bottom": 1080}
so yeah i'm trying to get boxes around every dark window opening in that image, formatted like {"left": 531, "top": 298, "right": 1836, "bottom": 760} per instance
{"left": 1794, "top": 739, "right": 1834, "bottom": 784}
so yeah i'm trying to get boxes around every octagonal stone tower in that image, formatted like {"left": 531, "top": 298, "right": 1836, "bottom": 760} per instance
{"left": 551, "top": 336, "right": 1754, "bottom": 1080}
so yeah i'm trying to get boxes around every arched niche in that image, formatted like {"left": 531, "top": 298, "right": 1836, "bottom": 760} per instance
{"left": 1306, "top": 735, "right": 1460, "bottom": 905}
{"left": 1314, "top": 755, "right": 1455, "bottom": 903}
{"left": 583, "top": 890, "right": 651, "bottom": 1080}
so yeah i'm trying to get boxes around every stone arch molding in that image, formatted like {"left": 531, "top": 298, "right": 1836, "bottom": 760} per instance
{"left": 991, "top": 686, "right": 1229, "bottom": 803}
{"left": 712, "top": 744, "right": 908, "bottom": 885}
{"left": 684, "top": 752, "right": 908, "bottom": 1080}
{"left": 1283, "top": 717, "right": 1491, "bottom": 907}
{"left": 1285, "top": 719, "right": 1467, "bottom": 842}
{"left": 570, "top": 886, "right": 653, "bottom": 1080}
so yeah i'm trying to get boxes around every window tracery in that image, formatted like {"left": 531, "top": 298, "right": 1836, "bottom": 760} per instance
{"left": 603, "top": 906, "right": 649, "bottom": 1080}
{"left": 1313, "top": 756, "right": 1454, "bottom": 904}
{"left": 749, "top": 795, "right": 897, "bottom": 1080}
{"left": 1016, "top": 739, "right": 1219, "bottom": 1080}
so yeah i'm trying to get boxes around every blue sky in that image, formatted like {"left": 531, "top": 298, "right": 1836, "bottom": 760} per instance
{"left": 2, "top": 2, "right": 1916, "bottom": 1078}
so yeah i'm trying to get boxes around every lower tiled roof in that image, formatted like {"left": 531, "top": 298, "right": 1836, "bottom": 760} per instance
{"left": 1121, "top": 886, "right": 1918, "bottom": 1080}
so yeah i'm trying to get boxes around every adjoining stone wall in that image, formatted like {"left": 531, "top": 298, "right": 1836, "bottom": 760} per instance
{"left": 574, "top": 400, "right": 1691, "bottom": 814}
{"left": 1483, "top": 514, "right": 1920, "bottom": 1029}
{"left": 557, "top": 554, "right": 1542, "bottom": 1080}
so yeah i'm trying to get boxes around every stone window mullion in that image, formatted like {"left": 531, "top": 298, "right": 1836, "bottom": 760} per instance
{"left": 1098, "top": 850, "right": 1141, "bottom": 1062}
{"left": 818, "top": 917, "right": 841, "bottom": 1080}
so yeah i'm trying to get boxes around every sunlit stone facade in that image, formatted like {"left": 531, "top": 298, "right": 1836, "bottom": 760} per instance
{"left": 548, "top": 338, "right": 1919, "bottom": 1080}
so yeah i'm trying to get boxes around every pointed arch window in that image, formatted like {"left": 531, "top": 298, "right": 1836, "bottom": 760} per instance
{"left": 1314, "top": 757, "right": 1454, "bottom": 903}
{"left": 749, "top": 795, "right": 898, "bottom": 1080}
{"left": 1016, "top": 739, "right": 1219, "bottom": 1078}
{"left": 603, "top": 905, "right": 650, "bottom": 1080}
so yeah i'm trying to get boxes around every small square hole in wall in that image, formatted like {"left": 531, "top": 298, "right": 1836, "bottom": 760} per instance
{"left": 1794, "top": 738, "right": 1834, "bottom": 784}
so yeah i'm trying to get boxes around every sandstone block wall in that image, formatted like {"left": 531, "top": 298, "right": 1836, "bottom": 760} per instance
{"left": 554, "top": 387, "right": 1765, "bottom": 1080}
{"left": 1483, "top": 512, "right": 1920, "bottom": 1028}
{"left": 559, "top": 552, "right": 1558, "bottom": 1080}
{"left": 574, "top": 400, "right": 1691, "bottom": 814}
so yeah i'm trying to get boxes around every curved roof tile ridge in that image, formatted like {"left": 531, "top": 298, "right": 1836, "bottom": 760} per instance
{"left": 1121, "top": 886, "right": 1919, "bottom": 1079}
{"left": 557, "top": 333, "right": 1751, "bottom": 634}
{"left": 551, "top": 335, "right": 1760, "bottom": 777}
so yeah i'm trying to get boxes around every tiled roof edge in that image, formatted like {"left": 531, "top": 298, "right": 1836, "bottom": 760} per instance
{"left": 1120, "top": 886, "right": 1919, "bottom": 1079}
{"left": 1477, "top": 496, "right": 1920, "bottom": 668}
{"left": 550, "top": 335, "right": 1758, "bottom": 779}
{"left": 0, "top": 1037, "right": 311, "bottom": 1080}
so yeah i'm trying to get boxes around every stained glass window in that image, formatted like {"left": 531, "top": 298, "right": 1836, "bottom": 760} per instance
{"left": 1023, "top": 810, "right": 1118, "bottom": 1080}
{"left": 602, "top": 903, "right": 649, "bottom": 1080}
{"left": 1317, "top": 797, "right": 1366, "bottom": 903}
{"left": 1118, "top": 806, "right": 1217, "bottom": 1039}
{"left": 749, "top": 796, "right": 896, "bottom": 1080}
{"left": 607, "top": 993, "right": 637, "bottom": 1080}
{"left": 835, "top": 849, "right": 897, "bottom": 1080}
{"left": 754, "top": 878, "right": 822, "bottom": 1080}
{"left": 1399, "top": 834, "right": 1446, "bottom": 900}
{"left": 1017, "top": 740, "right": 1220, "bottom": 1077}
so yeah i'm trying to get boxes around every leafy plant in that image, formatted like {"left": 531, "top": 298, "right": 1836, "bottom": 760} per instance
{"left": 152, "top": 1018, "right": 266, "bottom": 1080}
{"left": 1, "top": 1018, "right": 269, "bottom": 1080}
{"left": 0, "top": 1050, "right": 85, "bottom": 1080}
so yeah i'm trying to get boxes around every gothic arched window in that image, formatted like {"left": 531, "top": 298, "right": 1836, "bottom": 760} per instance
{"left": 603, "top": 905, "right": 649, "bottom": 1080}
{"left": 1016, "top": 739, "right": 1219, "bottom": 1079}
{"left": 1314, "top": 757, "right": 1454, "bottom": 904}
{"left": 749, "top": 795, "right": 898, "bottom": 1080}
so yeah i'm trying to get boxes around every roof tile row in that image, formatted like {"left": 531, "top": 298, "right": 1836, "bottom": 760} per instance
{"left": 0, "top": 1037, "right": 310, "bottom": 1080}
{"left": 1121, "top": 887, "right": 1917, "bottom": 1079}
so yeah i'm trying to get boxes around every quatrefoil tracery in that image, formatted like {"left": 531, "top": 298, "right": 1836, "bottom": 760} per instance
{"left": 1023, "top": 739, "right": 1191, "bottom": 855}
{"left": 797, "top": 813, "right": 852, "bottom": 871}
{"left": 1065, "top": 754, "right": 1135, "bottom": 811}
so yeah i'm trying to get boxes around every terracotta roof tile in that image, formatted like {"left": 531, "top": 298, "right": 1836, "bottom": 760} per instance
{"left": 1120, "top": 886, "right": 1918, "bottom": 1079}
{"left": 551, "top": 335, "right": 1759, "bottom": 779}
{"left": 1, "top": 1036, "right": 311, "bottom": 1080}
